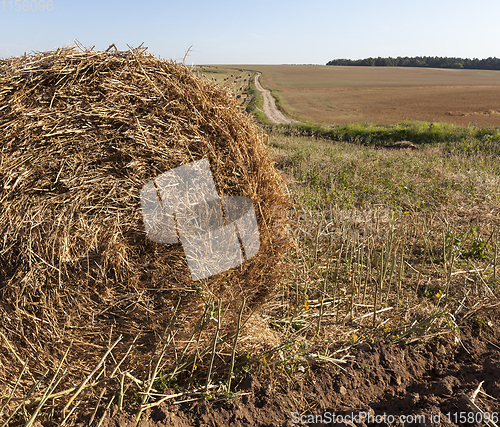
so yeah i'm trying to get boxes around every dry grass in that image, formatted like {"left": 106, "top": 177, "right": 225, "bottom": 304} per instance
{"left": 254, "top": 130, "right": 500, "bottom": 375}
{"left": 270, "top": 133, "right": 500, "bottom": 210}
{"left": 0, "top": 45, "right": 289, "bottom": 425}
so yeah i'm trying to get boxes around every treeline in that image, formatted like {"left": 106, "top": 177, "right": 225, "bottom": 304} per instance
{"left": 326, "top": 56, "right": 500, "bottom": 70}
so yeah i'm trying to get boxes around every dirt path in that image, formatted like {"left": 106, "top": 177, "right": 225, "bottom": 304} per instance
{"left": 254, "top": 73, "right": 297, "bottom": 124}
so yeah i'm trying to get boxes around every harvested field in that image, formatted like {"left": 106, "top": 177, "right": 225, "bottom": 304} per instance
{"left": 2, "top": 48, "right": 500, "bottom": 427}
{"left": 86, "top": 313, "right": 500, "bottom": 427}
{"left": 227, "top": 65, "right": 500, "bottom": 126}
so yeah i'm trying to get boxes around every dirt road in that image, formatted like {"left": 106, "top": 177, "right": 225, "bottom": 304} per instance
{"left": 254, "top": 73, "right": 297, "bottom": 124}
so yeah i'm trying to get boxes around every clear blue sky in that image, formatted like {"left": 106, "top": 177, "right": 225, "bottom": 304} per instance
{"left": 1, "top": 0, "right": 499, "bottom": 64}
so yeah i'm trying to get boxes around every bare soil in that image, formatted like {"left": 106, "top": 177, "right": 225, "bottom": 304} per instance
{"left": 78, "top": 308, "right": 500, "bottom": 426}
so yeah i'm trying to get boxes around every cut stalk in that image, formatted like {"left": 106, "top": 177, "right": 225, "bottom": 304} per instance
{"left": 0, "top": 359, "right": 28, "bottom": 419}
{"left": 64, "top": 337, "right": 121, "bottom": 413}
{"left": 0, "top": 370, "right": 48, "bottom": 427}
{"left": 228, "top": 298, "right": 246, "bottom": 391}
{"left": 494, "top": 229, "right": 498, "bottom": 282}
{"left": 206, "top": 301, "right": 223, "bottom": 392}
{"left": 445, "top": 244, "right": 456, "bottom": 306}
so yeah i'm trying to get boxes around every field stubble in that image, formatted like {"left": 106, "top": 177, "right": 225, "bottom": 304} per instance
{"left": 92, "top": 65, "right": 500, "bottom": 426}
{"left": 269, "top": 131, "right": 500, "bottom": 340}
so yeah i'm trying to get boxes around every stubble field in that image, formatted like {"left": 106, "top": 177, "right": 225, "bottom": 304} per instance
{"left": 210, "top": 64, "right": 500, "bottom": 126}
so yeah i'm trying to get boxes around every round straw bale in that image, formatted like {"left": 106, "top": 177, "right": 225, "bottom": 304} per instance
{"left": 0, "top": 46, "right": 289, "bottom": 399}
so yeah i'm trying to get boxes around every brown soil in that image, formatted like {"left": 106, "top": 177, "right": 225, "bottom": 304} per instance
{"left": 77, "top": 309, "right": 500, "bottom": 426}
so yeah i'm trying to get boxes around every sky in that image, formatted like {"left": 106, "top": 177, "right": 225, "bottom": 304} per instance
{"left": 1, "top": 0, "right": 499, "bottom": 64}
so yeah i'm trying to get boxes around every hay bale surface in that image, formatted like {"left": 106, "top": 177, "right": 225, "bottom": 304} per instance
{"left": 0, "top": 46, "right": 288, "bottom": 404}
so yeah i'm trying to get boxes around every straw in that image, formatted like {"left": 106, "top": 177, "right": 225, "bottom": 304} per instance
{"left": 0, "top": 43, "right": 289, "bottom": 421}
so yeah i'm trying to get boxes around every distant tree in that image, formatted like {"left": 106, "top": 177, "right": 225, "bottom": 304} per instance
{"left": 326, "top": 56, "right": 500, "bottom": 70}
{"left": 385, "top": 57, "right": 396, "bottom": 66}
